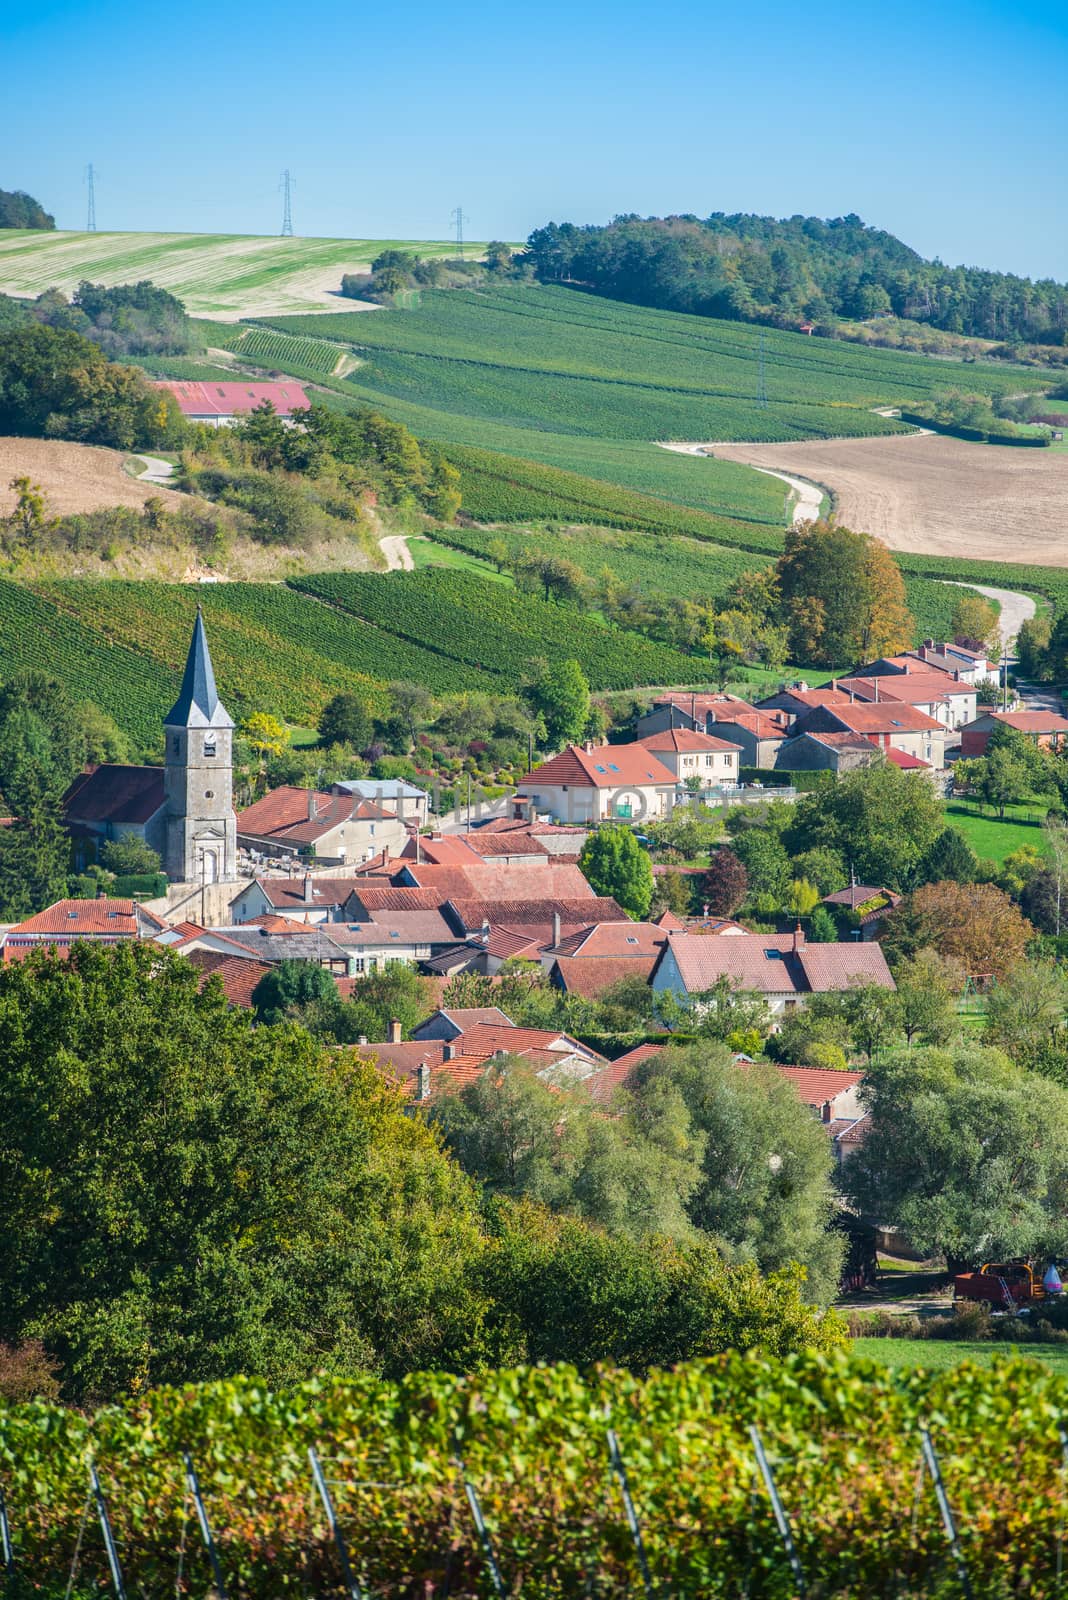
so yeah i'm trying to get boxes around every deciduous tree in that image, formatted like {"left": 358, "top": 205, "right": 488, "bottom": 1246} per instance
{"left": 775, "top": 519, "right": 913, "bottom": 666}
{"left": 578, "top": 824, "right": 654, "bottom": 918}
{"left": 881, "top": 880, "right": 1033, "bottom": 979}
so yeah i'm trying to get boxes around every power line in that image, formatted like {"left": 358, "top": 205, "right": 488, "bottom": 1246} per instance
{"left": 279, "top": 169, "right": 294, "bottom": 237}
{"left": 85, "top": 163, "right": 97, "bottom": 232}
{"left": 450, "top": 205, "right": 467, "bottom": 258}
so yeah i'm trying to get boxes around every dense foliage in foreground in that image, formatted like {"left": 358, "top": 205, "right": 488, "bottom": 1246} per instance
{"left": 1, "top": 1353, "right": 1066, "bottom": 1596}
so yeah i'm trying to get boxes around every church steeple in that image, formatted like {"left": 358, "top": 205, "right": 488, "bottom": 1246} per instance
{"left": 162, "top": 608, "right": 236, "bottom": 886}
{"left": 165, "top": 606, "right": 233, "bottom": 730}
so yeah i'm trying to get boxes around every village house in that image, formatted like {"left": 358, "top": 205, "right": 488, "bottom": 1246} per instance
{"left": 236, "top": 785, "right": 409, "bottom": 866}
{"left": 831, "top": 672, "right": 977, "bottom": 732}
{"left": 357, "top": 1017, "right": 607, "bottom": 1100}
{"left": 650, "top": 926, "right": 894, "bottom": 1018}
{"left": 635, "top": 727, "right": 740, "bottom": 786}
{"left": 787, "top": 701, "right": 949, "bottom": 768}
{"left": 516, "top": 742, "right": 677, "bottom": 824}
{"left": 959, "top": 709, "right": 1068, "bottom": 756}
{"left": 546, "top": 918, "right": 671, "bottom": 998}
{"left": 822, "top": 884, "right": 902, "bottom": 940}
{"left": 229, "top": 873, "right": 369, "bottom": 924}
{"left": 635, "top": 691, "right": 759, "bottom": 738}
{"left": 856, "top": 641, "right": 999, "bottom": 687}
{"left": 773, "top": 730, "right": 881, "bottom": 775}
{"left": 331, "top": 777, "right": 430, "bottom": 827}
{"left": 1, "top": 898, "right": 168, "bottom": 960}
{"left": 151, "top": 379, "right": 311, "bottom": 428}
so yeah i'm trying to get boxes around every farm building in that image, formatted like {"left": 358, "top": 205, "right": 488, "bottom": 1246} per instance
{"left": 152, "top": 380, "right": 311, "bottom": 427}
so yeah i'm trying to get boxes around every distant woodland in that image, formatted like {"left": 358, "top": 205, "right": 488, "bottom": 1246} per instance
{"left": 0, "top": 189, "right": 55, "bottom": 230}
{"left": 525, "top": 213, "right": 1068, "bottom": 347}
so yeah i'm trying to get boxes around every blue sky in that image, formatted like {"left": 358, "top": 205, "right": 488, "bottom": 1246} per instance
{"left": 3, "top": 0, "right": 1065, "bottom": 279}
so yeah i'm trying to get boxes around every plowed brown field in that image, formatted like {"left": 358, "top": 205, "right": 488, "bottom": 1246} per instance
{"left": 0, "top": 438, "right": 184, "bottom": 517}
{"left": 711, "top": 432, "right": 1068, "bottom": 565}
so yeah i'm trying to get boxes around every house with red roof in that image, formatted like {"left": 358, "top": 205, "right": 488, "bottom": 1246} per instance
{"left": 63, "top": 764, "right": 167, "bottom": 869}
{"left": 636, "top": 727, "right": 740, "bottom": 786}
{"left": 516, "top": 741, "right": 677, "bottom": 824}
{"left": 635, "top": 693, "right": 788, "bottom": 767}
{"left": 236, "top": 785, "right": 408, "bottom": 866}
{"left": 787, "top": 700, "right": 949, "bottom": 768}
{"left": 357, "top": 1017, "right": 607, "bottom": 1100}
{"left": 151, "top": 380, "right": 311, "bottom": 427}
{"left": 832, "top": 672, "right": 977, "bottom": 732}
{"left": 960, "top": 709, "right": 1068, "bottom": 757}
{"left": 2, "top": 898, "right": 168, "bottom": 960}
{"left": 650, "top": 924, "right": 894, "bottom": 1017}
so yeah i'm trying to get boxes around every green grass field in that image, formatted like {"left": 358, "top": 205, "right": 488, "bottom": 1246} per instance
{"left": 0, "top": 231, "right": 502, "bottom": 319}
{"left": 852, "top": 1337, "right": 1068, "bottom": 1377}
{"left": 945, "top": 799, "right": 1050, "bottom": 861}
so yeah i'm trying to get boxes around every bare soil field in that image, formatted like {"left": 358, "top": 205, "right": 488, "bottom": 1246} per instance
{"left": 710, "top": 432, "right": 1068, "bottom": 566}
{"left": 0, "top": 438, "right": 185, "bottom": 517}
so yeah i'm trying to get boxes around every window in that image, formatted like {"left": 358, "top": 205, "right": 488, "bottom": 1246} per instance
{"left": 764, "top": 949, "right": 785, "bottom": 960}
{"left": 204, "top": 790, "right": 214, "bottom": 799}
{"left": 172, "top": 737, "right": 180, "bottom": 755}
{"left": 353, "top": 957, "right": 366, "bottom": 974}
{"left": 204, "top": 740, "right": 216, "bottom": 758}
{"left": 626, "top": 935, "right": 638, "bottom": 945}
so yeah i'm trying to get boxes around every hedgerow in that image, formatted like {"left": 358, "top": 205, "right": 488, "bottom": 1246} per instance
{"left": 2, "top": 1352, "right": 1066, "bottom": 1596}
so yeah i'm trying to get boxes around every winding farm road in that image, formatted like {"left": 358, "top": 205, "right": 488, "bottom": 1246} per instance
{"left": 135, "top": 455, "right": 177, "bottom": 486}
{"left": 658, "top": 440, "right": 822, "bottom": 524}
{"left": 939, "top": 580, "right": 1036, "bottom": 657}
{"left": 380, "top": 534, "right": 414, "bottom": 571}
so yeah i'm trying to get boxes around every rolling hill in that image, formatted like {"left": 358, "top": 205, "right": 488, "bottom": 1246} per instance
{"left": 0, "top": 230, "right": 500, "bottom": 320}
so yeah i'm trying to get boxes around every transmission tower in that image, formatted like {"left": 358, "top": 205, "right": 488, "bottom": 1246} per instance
{"left": 451, "top": 205, "right": 467, "bottom": 258}
{"left": 85, "top": 163, "right": 97, "bottom": 232}
{"left": 280, "top": 170, "right": 294, "bottom": 237}
{"left": 756, "top": 328, "right": 768, "bottom": 409}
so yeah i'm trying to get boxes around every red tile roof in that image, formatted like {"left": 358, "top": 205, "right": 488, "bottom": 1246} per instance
{"left": 658, "top": 932, "right": 894, "bottom": 996}
{"left": 446, "top": 897, "right": 624, "bottom": 934}
{"left": 835, "top": 673, "right": 974, "bottom": 705}
{"left": 817, "top": 703, "right": 944, "bottom": 734}
{"left": 63, "top": 764, "right": 165, "bottom": 825}
{"left": 519, "top": 743, "right": 676, "bottom": 790}
{"left": 553, "top": 954, "right": 658, "bottom": 997}
{"left": 882, "top": 747, "right": 930, "bottom": 769}
{"left": 549, "top": 920, "right": 668, "bottom": 958}
{"left": 152, "top": 380, "right": 311, "bottom": 417}
{"left": 581, "top": 1043, "right": 667, "bottom": 1103}
{"left": 237, "top": 786, "right": 396, "bottom": 844}
{"left": 984, "top": 711, "right": 1068, "bottom": 733}
{"left": 637, "top": 728, "right": 740, "bottom": 755}
{"left": 8, "top": 898, "right": 141, "bottom": 936}
{"left": 654, "top": 692, "right": 757, "bottom": 715}
{"left": 185, "top": 948, "right": 272, "bottom": 1008}
{"left": 713, "top": 710, "right": 787, "bottom": 739}
{"left": 253, "top": 876, "right": 385, "bottom": 911}
{"left": 770, "top": 1065, "right": 863, "bottom": 1107}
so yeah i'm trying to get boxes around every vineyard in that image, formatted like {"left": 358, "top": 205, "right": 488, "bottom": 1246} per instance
{"left": 205, "top": 323, "right": 349, "bottom": 376}
{"left": 2, "top": 1352, "right": 1067, "bottom": 1596}
{"left": 289, "top": 570, "right": 702, "bottom": 688}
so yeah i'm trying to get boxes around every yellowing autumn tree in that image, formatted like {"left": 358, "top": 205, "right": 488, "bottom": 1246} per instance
{"left": 776, "top": 519, "right": 913, "bottom": 666}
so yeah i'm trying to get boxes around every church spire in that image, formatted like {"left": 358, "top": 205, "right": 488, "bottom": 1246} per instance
{"left": 164, "top": 606, "right": 233, "bottom": 729}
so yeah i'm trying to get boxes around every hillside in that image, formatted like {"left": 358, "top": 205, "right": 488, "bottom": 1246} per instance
{"left": 525, "top": 213, "right": 1068, "bottom": 348}
{"left": 0, "top": 437, "right": 183, "bottom": 516}
{"left": 0, "top": 230, "right": 500, "bottom": 320}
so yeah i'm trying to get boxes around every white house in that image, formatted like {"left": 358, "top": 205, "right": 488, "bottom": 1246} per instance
{"left": 636, "top": 727, "right": 740, "bottom": 787}
{"left": 650, "top": 927, "right": 895, "bottom": 1018}
{"left": 516, "top": 742, "right": 677, "bottom": 825}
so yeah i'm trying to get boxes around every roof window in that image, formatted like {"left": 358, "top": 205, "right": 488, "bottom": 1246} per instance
{"left": 764, "top": 949, "right": 785, "bottom": 960}
{"left": 626, "top": 936, "right": 638, "bottom": 944}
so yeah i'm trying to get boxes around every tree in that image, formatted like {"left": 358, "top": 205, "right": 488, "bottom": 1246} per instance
{"left": 431, "top": 1057, "right": 703, "bottom": 1242}
{"left": 973, "top": 746, "right": 1032, "bottom": 817}
{"left": 318, "top": 692, "right": 374, "bottom": 751}
{"left": 1017, "top": 615, "right": 1052, "bottom": 681}
{"left": 984, "top": 961, "right": 1068, "bottom": 1060}
{"left": 843, "top": 1044, "right": 1068, "bottom": 1269}
{"left": 0, "top": 323, "right": 177, "bottom": 449}
{"left": 0, "top": 189, "right": 55, "bottom": 230}
{"left": 699, "top": 848, "right": 748, "bottom": 915}
{"left": 951, "top": 593, "right": 1000, "bottom": 651}
{"left": 1042, "top": 815, "right": 1068, "bottom": 937}
{"left": 786, "top": 878, "right": 820, "bottom": 917}
{"left": 527, "top": 659, "right": 590, "bottom": 749}
{"left": 918, "top": 826, "right": 978, "bottom": 885}
{"left": 784, "top": 762, "right": 944, "bottom": 890}
{"left": 679, "top": 975, "right": 772, "bottom": 1048}
{"left": 334, "top": 963, "right": 435, "bottom": 1043}
{"left": 578, "top": 825, "right": 654, "bottom": 918}
{"left": 881, "top": 880, "right": 1033, "bottom": 980}
{"left": 99, "top": 836, "right": 161, "bottom": 876}
{"left": 627, "top": 1045, "right": 845, "bottom": 1303}
{"left": 892, "top": 949, "right": 963, "bottom": 1046}
{"left": 251, "top": 958, "right": 339, "bottom": 1025}
{"left": 775, "top": 519, "right": 913, "bottom": 666}
{"left": 478, "top": 1199, "right": 843, "bottom": 1368}
{"left": 790, "top": 846, "right": 847, "bottom": 896}
{"left": 651, "top": 868, "right": 692, "bottom": 919}
{"left": 4, "top": 475, "right": 49, "bottom": 549}
{"left": 807, "top": 904, "right": 839, "bottom": 943}
{"left": 730, "top": 830, "right": 790, "bottom": 902}
{"left": 387, "top": 681, "right": 434, "bottom": 749}
{"left": 0, "top": 944, "right": 490, "bottom": 1399}
{"left": 839, "top": 982, "right": 900, "bottom": 1063}
{"left": 240, "top": 712, "right": 289, "bottom": 763}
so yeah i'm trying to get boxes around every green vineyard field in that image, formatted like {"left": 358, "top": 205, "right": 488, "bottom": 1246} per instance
{"left": 289, "top": 569, "right": 702, "bottom": 688}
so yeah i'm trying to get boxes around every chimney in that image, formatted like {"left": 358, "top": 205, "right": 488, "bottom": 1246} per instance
{"left": 553, "top": 910, "right": 561, "bottom": 947}
{"left": 388, "top": 1018, "right": 402, "bottom": 1044}
{"left": 303, "top": 871, "right": 314, "bottom": 903}
{"left": 307, "top": 789, "right": 317, "bottom": 822}
{"left": 443, "top": 1041, "right": 456, "bottom": 1062}
{"left": 702, "top": 902, "right": 710, "bottom": 918}
{"left": 584, "top": 740, "right": 594, "bottom": 753}
{"left": 357, "top": 1033, "right": 368, "bottom": 1046}
{"left": 481, "top": 917, "right": 491, "bottom": 943}
{"left": 416, "top": 1062, "right": 431, "bottom": 1101}
{"left": 792, "top": 921, "right": 805, "bottom": 953}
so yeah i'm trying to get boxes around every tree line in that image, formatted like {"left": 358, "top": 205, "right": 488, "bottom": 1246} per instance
{"left": 524, "top": 213, "right": 1068, "bottom": 347}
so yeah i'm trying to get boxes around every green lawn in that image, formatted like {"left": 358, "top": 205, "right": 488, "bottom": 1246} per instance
{"left": 407, "top": 536, "right": 510, "bottom": 581}
{"left": 945, "top": 799, "right": 1049, "bottom": 861}
{"left": 853, "top": 1336, "right": 1068, "bottom": 1378}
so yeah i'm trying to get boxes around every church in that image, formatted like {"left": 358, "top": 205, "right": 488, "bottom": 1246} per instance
{"left": 64, "top": 609, "right": 237, "bottom": 885}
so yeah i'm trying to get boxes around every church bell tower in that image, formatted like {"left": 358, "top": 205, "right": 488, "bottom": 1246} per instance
{"left": 163, "top": 608, "right": 236, "bottom": 884}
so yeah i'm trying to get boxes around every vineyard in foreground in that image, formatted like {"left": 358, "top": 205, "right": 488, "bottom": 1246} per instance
{"left": 1, "top": 1352, "right": 1065, "bottom": 1597}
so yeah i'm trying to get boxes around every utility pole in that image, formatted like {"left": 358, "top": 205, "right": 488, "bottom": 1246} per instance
{"left": 85, "top": 163, "right": 97, "bottom": 232}
{"left": 451, "top": 205, "right": 467, "bottom": 259}
{"left": 280, "top": 169, "right": 294, "bottom": 237}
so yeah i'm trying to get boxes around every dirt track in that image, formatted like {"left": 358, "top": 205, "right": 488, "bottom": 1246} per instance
{"left": 710, "top": 433, "right": 1068, "bottom": 566}
{"left": 0, "top": 438, "right": 185, "bottom": 517}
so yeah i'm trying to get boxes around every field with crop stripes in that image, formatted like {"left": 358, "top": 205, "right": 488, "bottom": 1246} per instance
{"left": 204, "top": 323, "right": 348, "bottom": 375}
{"left": 289, "top": 569, "right": 701, "bottom": 687}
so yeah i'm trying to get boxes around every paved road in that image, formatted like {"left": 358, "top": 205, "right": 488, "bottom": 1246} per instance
{"left": 939, "top": 580, "right": 1037, "bottom": 657}
{"left": 135, "top": 454, "right": 176, "bottom": 486}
